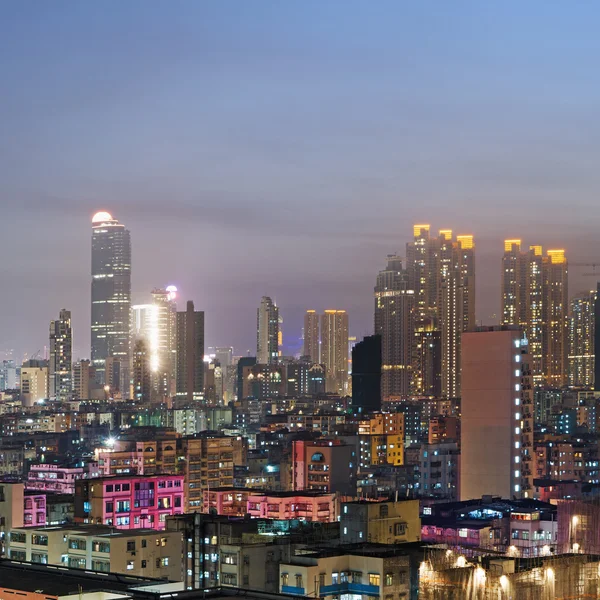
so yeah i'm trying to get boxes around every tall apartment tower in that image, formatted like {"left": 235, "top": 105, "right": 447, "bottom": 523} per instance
{"left": 176, "top": 301, "right": 205, "bottom": 403}
{"left": 303, "top": 310, "right": 320, "bottom": 363}
{"left": 501, "top": 243, "right": 568, "bottom": 386}
{"left": 72, "top": 359, "right": 93, "bottom": 400}
{"left": 49, "top": 309, "right": 72, "bottom": 401}
{"left": 461, "top": 326, "right": 534, "bottom": 500}
{"left": 150, "top": 286, "right": 177, "bottom": 398}
{"left": 595, "top": 282, "right": 600, "bottom": 392}
{"left": 132, "top": 338, "right": 152, "bottom": 403}
{"left": 320, "top": 310, "right": 349, "bottom": 394}
{"left": 374, "top": 255, "right": 414, "bottom": 400}
{"left": 91, "top": 211, "right": 131, "bottom": 386}
{"left": 569, "top": 290, "right": 596, "bottom": 388}
{"left": 405, "top": 226, "right": 475, "bottom": 398}
{"left": 256, "top": 296, "right": 279, "bottom": 364}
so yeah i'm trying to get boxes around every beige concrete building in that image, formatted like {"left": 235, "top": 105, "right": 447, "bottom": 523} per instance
{"left": 279, "top": 548, "right": 411, "bottom": 600}
{"left": 320, "top": 310, "right": 349, "bottom": 394}
{"left": 461, "top": 326, "right": 534, "bottom": 501}
{"left": 20, "top": 364, "right": 48, "bottom": 406}
{"left": 339, "top": 499, "right": 420, "bottom": 544}
{"left": 6, "top": 525, "right": 183, "bottom": 581}
{"left": 303, "top": 310, "right": 320, "bottom": 363}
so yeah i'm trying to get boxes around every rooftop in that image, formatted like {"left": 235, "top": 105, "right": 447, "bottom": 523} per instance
{"left": 0, "top": 559, "right": 159, "bottom": 596}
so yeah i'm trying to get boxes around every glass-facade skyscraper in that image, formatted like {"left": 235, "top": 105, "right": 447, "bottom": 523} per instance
{"left": 91, "top": 211, "right": 131, "bottom": 386}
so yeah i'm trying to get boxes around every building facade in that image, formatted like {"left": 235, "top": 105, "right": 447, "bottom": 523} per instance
{"left": 91, "top": 211, "right": 131, "bottom": 388}
{"left": 49, "top": 309, "right": 72, "bottom": 400}
{"left": 461, "top": 326, "right": 534, "bottom": 500}
{"left": 257, "top": 297, "right": 279, "bottom": 364}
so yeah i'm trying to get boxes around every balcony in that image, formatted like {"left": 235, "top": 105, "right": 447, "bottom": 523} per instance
{"left": 282, "top": 586, "right": 305, "bottom": 595}
{"left": 320, "top": 583, "right": 379, "bottom": 597}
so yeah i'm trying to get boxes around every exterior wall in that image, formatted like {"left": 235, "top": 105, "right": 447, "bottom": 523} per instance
{"left": 340, "top": 500, "right": 421, "bottom": 544}
{"left": 202, "top": 489, "right": 250, "bottom": 517}
{"left": 461, "top": 328, "right": 533, "bottom": 500}
{"left": 291, "top": 440, "right": 356, "bottom": 495}
{"left": 280, "top": 554, "right": 410, "bottom": 600}
{"left": 7, "top": 526, "right": 183, "bottom": 581}
{"left": 26, "top": 465, "right": 88, "bottom": 494}
{"left": 77, "top": 475, "right": 184, "bottom": 530}
{"left": 418, "top": 442, "right": 460, "bottom": 500}
{"left": 247, "top": 493, "right": 338, "bottom": 522}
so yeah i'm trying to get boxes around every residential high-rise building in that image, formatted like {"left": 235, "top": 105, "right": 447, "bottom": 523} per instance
{"left": 132, "top": 338, "right": 151, "bottom": 403}
{"left": 0, "top": 360, "right": 17, "bottom": 391}
{"left": 374, "top": 254, "right": 414, "bottom": 400}
{"left": 501, "top": 243, "right": 568, "bottom": 386}
{"left": 303, "top": 310, "right": 320, "bottom": 363}
{"left": 175, "top": 300, "right": 204, "bottom": 403}
{"left": 404, "top": 227, "right": 475, "bottom": 399}
{"left": 440, "top": 234, "right": 475, "bottom": 398}
{"left": 461, "top": 326, "right": 534, "bottom": 500}
{"left": 544, "top": 249, "right": 569, "bottom": 387}
{"left": 320, "top": 310, "right": 349, "bottom": 394}
{"left": 91, "top": 211, "right": 131, "bottom": 386}
{"left": 415, "top": 325, "right": 442, "bottom": 397}
{"left": 49, "top": 309, "right": 72, "bottom": 401}
{"left": 595, "top": 282, "right": 600, "bottom": 392}
{"left": 72, "top": 359, "right": 93, "bottom": 400}
{"left": 132, "top": 287, "right": 178, "bottom": 401}
{"left": 256, "top": 296, "right": 279, "bottom": 364}
{"left": 352, "top": 335, "right": 381, "bottom": 413}
{"left": 152, "top": 286, "right": 178, "bottom": 397}
{"left": 569, "top": 290, "right": 596, "bottom": 388}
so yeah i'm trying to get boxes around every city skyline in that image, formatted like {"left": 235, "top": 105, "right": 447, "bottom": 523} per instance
{"left": 2, "top": 211, "right": 599, "bottom": 363}
{"left": 3, "top": 2, "right": 600, "bottom": 360}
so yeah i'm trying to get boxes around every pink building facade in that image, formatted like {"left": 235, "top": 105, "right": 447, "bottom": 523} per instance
{"left": 76, "top": 474, "right": 184, "bottom": 530}
{"left": 26, "top": 463, "right": 100, "bottom": 494}
{"left": 23, "top": 493, "right": 46, "bottom": 527}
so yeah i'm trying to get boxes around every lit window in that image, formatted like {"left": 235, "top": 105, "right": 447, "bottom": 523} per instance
{"left": 515, "top": 398, "right": 520, "bottom": 406}
{"left": 515, "top": 384, "right": 520, "bottom": 391}
{"left": 515, "top": 427, "right": 520, "bottom": 435}
{"left": 515, "top": 413, "right": 520, "bottom": 420}
{"left": 514, "top": 485, "right": 520, "bottom": 492}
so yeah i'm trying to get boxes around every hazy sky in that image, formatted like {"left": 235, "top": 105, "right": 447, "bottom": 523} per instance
{"left": 2, "top": 1, "right": 600, "bottom": 361}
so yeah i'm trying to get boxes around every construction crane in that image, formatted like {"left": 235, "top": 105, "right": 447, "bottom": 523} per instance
{"left": 569, "top": 262, "right": 600, "bottom": 276}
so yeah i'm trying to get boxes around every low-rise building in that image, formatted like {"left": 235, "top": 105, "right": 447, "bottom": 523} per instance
{"left": 247, "top": 491, "right": 339, "bottom": 522}
{"left": 340, "top": 499, "right": 420, "bottom": 544}
{"left": 6, "top": 525, "right": 183, "bottom": 581}
{"left": 75, "top": 474, "right": 184, "bottom": 530}
{"left": 279, "top": 545, "right": 415, "bottom": 600}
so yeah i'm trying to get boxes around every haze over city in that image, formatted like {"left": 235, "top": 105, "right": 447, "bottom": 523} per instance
{"left": 2, "top": 1, "right": 600, "bottom": 358}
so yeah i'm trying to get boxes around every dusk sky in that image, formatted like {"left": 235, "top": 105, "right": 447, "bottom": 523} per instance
{"left": 2, "top": 2, "right": 600, "bottom": 361}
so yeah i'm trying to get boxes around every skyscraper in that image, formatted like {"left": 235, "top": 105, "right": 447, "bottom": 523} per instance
{"left": 131, "top": 286, "right": 177, "bottom": 401}
{"left": 91, "top": 211, "right": 131, "bottom": 386}
{"left": 49, "top": 308, "right": 72, "bottom": 401}
{"left": 351, "top": 334, "right": 381, "bottom": 413}
{"left": 303, "top": 310, "right": 320, "bottom": 363}
{"left": 461, "top": 326, "right": 534, "bottom": 500}
{"left": 501, "top": 243, "right": 568, "bottom": 385}
{"left": 404, "top": 227, "right": 475, "bottom": 398}
{"left": 441, "top": 234, "right": 475, "bottom": 398}
{"left": 374, "top": 254, "right": 414, "bottom": 400}
{"left": 320, "top": 310, "right": 349, "bottom": 394}
{"left": 175, "top": 300, "right": 205, "bottom": 403}
{"left": 132, "top": 338, "right": 151, "bottom": 403}
{"left": 256, "top": 296, "right": 279, "bottom": 364}
{"left": 569, "top": 290, "right": 596, "bottom": 388}
{"left": 544, "top": 249, "right": 569, "bottom": 387}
